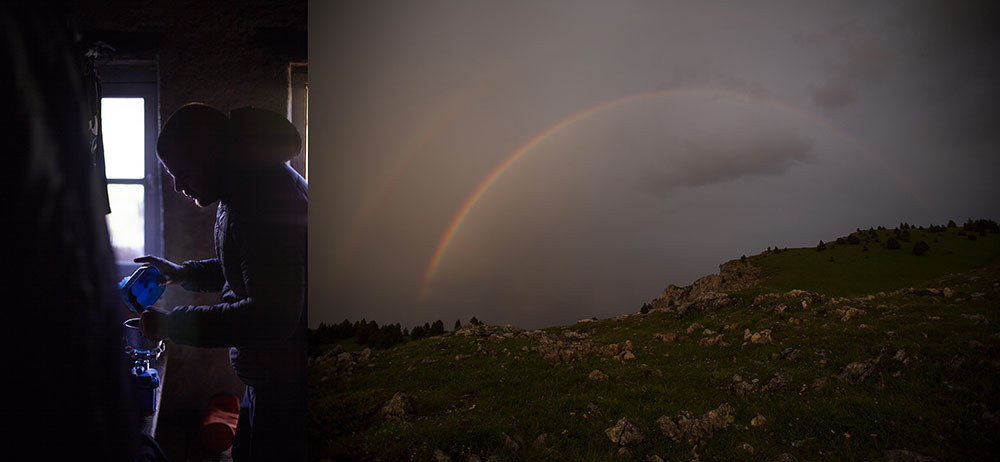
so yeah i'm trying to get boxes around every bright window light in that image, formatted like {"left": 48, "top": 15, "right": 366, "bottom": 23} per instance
{"left": 105, "top": 184, "right": 145, "bottom": 262}
{"left": 102, "top": 98, "right": 145, "bottom": 179}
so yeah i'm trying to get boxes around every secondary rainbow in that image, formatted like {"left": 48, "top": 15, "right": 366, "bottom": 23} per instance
{"left": 418, "top": 87, "right": 931, "bottom": 300}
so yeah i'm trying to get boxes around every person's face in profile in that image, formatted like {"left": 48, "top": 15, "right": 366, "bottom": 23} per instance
{"left": 160, "top": 146, "right": 222, "bottom": 208}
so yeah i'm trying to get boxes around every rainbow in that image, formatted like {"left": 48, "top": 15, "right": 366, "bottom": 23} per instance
{"left": 418, "top": 87, "right": 931, "bottom": 300}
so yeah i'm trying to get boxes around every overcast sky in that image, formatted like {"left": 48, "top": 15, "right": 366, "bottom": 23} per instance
{"left": 308, "top": 0, "right": 1000, "bottom": 329}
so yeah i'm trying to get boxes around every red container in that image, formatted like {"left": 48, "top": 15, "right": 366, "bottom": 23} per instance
{"left": 200, "top": 392, "right": 240, "bottom": 454}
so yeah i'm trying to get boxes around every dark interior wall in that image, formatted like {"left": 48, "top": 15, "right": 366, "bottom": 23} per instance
{"left": 68, "top": 0, "right": 306, "bottom": 440}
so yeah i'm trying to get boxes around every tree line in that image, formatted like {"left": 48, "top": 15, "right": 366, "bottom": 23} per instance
{"left": 308, "top": 316, "right": 483, "bottom": 356}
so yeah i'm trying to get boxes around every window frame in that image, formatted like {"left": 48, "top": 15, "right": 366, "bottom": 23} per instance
{"left": 288, "top": 62, "right": 308, "bottom": 182}
{"left": 100, "top": 65, "right": 162, "bottom": 280}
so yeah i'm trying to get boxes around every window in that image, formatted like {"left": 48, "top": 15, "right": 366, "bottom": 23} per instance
{"left": 288, "top": 62, "right": 308, "bottom": 182}
{"left": 100, "top": 66, "right": 161, "bottom": 279}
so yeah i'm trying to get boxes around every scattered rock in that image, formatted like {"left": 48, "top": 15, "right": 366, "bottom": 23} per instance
{"left": 605, "top": 418, "right": 645, "bottom": 446}
{"left": 699, "top": 334, "right": 728, "bottom": 347}
{"left": 589, "top": 369, "right": 609, "bottom": 381}
{"left": 465, "top": 454, "right": 482, "bottom": 462}
{"left": 433, "top": 449, "right": 452, "bottom": 462}
{"left": 838, "top": 361, "right": 875, "bottom": 384}
{"left": 943, "top": 288, "right": 954, "bottom": 298}
{"left": 727, "top": 376, "right": 756, "bottom": 396}
{"left": 656, "top": 403, "right": 735, "bottom": 445}
{"left": 653, "top": 332, "right": 677, "bottom": 343}
{"left": 455, "top": 354, "right": 472, "bottom": 361}
{"left": 883, "top": 449, "right": 940, "bottom": 462}
{"left": 702, "top": 328, "right": 716, "bottom": 335}
{"left": 500, "top": 432, "right": 520, "bottom": 452}
{"left": 562, "top": 329, "right": 587, "bottom": 340}
{"left": 762, "top": 372, "right": 792, "bottom": 391}
{"left": 533, "top": 433, "right": 548, "bottom": 449}
{"left": 791, "top": 437, "right": 814, "bottom": 447}
{"left": 722, "top": 372, "right": 789, "bottom": 395}
{"left": 380, "top": 392, "right": 415, "bottom": 423}
{"left": 772, "top": 347, "right": 801, "bottom": 361}
{"left": 646, "top": 456, "right": 664, "bottom": 462}
{"left": 750, "top": 414, "right": 767, "bottom": 426}
{"left": 832, "top": 306, "right": 866, "bottom": 322}
{"left": 616, "top": 447, "right": 633, "bottom": 457}
{"left": 588, "top": 403, "right": 601, "bottom": 416}
{"left": 775, "top": 454, "right": 798, "bottom": 462}
{"left": 744, "top": 328, "right": 773, "bottom": 344}
{"left": 740, "top": 443, "right": 755, "bottom": 454}
{"left": 686, "top": 323, "right": 704, "bottom": 334}
{"left": 961, "top": 313, "right": 988, "bottom": 325}
{"left": 620, "top": 351, "right": 637, "bottom": 361}
{"left": 812, "top": 377, "right": 828, "bottom": 390}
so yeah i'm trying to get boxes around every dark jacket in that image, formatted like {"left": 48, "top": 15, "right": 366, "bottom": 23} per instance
{"left": 167, "top": 163, "right": 307, "bottom": 387}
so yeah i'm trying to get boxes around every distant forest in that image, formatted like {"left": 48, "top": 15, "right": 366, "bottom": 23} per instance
{"left": 308, "top": 316, "right": 483, "bottom": 356}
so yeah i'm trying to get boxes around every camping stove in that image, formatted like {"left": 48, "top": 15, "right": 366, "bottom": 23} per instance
{"left": 123, "top": 318, "right": 163, "bottom": 415}
{"left": 119, "top": 266, "right": 167, "bottom": 416}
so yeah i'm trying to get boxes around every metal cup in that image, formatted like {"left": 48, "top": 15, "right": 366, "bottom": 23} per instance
{"left": 123, "top": 317, "right": 163, "bottom": 355}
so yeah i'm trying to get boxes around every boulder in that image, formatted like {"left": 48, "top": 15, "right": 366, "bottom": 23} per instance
{"left": 838, "top": 361, "right": 875, "bottom": 384}
{"left": 653, "top": 333, "right": 677, "bottom": 343}
{"left": 699, "top": 334, "right": 728, "bottom": 347}
{"left": 744, "top": 328, "right": 773, "bottom": 344}
{"left": 605, "top": 418, "right": 645, "bottom": 446}
{"left": 589, "top": 369, "right": 609, "bottom": 381}
{"left": 433, "top": 449, "right": 452, "bottom": 462}
{"left": 380, "top": 392, "right": 415, "bottom": 423}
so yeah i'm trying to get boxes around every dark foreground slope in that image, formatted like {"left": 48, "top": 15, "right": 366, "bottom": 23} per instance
{"left": 308, "top": 223, "right": 1000, "bottom": 461}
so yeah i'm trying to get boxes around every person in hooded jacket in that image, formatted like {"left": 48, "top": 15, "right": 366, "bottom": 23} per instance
{"left": 137, "top": 102, "right": 307, "bottom": 462}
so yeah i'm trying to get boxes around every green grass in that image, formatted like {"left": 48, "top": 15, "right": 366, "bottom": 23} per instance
{"left": 753, "top": 227, "right": 1000, "bottom": 296}
{"left": 308, "top": 224, "right": 1000, "bottom": 461}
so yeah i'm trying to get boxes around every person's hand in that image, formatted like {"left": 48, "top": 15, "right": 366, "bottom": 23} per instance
{"left": 139, "top": 306, "right": 170, "bottom": 341}
{"left": 133, "top": 256, "right": 187, "bottom": 285}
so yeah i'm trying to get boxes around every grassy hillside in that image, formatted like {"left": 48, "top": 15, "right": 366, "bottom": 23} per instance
{"left": 752, "top": 224, "right": 1000, "bottom": 297}
{"left": 308, "top": 223, "right": 1000, "bottom": 461}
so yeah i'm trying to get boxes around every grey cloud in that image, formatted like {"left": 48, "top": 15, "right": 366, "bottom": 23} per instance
{"left": 808, "top": 38, "right": 891, "bottom": 110}
{"left": 643, "top": 131, "right": 813, "bottom": 195}
{"left": 808, "top": 80, "right": 856, "bottom": 109}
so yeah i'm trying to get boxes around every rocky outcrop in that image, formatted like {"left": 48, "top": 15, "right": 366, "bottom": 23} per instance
{"left": 650, "top": 259, "right": 760, "bottom": 316}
